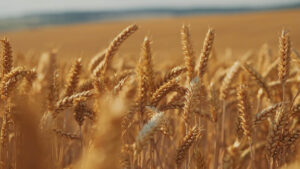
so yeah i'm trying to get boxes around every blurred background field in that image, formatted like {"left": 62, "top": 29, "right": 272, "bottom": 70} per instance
{"left": 1, "top": 9, "right": 300, "bottom": 67}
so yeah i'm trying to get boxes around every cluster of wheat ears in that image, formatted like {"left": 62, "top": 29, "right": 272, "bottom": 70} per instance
{"left": 0, "top": 24, "right": 299, "bottom": 169}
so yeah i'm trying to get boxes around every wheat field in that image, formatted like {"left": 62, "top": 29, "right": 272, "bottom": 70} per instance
{"left": 0, "top": 9, "right": 300, "bottom": 169}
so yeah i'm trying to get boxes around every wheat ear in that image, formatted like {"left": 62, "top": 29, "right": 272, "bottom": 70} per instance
{"left": 47, "top": 71, "right": 59, "bottom": 111}
{"left": 194, "top": 149, "right": 207, "bottom": 169}
{"left": 242, "top": 63, "right": 271, "bottom": 101}
{"left": 220, "top": 61, "right": 241, "bottom": 100}
{"left": 73, "top": 97, "right": 95, "bottom": 126}
{"left": 278, "top": 29, "right": 291, "bottom": 84}
{"left": 0, "top": 113, "right": 8, "bottom": 148}
{"left": 237, "top": 84, "right": 254, "bottom": 168}
{"left": 64, "top": 58, "right": 82, "bottom": 97}
{"left": 197, "top": 28, "right": 215, "bottom": 79}
{"left": 254, "top": 102, "right": 285, "bottom": 125}
{"left": 134, "top": 107, "right": 164, "bottom": 153}
{"left": 237, "top": 84, "right": 252, "bottom": 139}
{"left": 53, "top": 129, "right": 81, "bottom": 140}
{"left": 1, "top": 38, "right": 13, "bottom": 77}
{"left": 267, "top": 105, "right": 290, "bottom": 166}
{"left": 278, "top": 30, "right": 291, "bottom": 103}
{"left": 136, "top": 51, "right": 148, "bottom": 116}
{"left": 78, "top": 79, "right": 94, "bottom": 92}
{"left": 94, "top": 24, "right": 138, "bottom": 77}
{"left": 157, "top": 66, "right": 187, "bottom": 89}
{"left": 183, "top": 77, "right": 200, "bottom": 125}
{"left": 53, "top": 90, "right": 94, "bottom": 117}
{"left": 181, "top": 25, "right": 195, "bottom": 82}
{"left": 150, "top": 79, "right": 178, "bottom": 107}
{"left": 0, "top": 67, "right": 28, "bottom": 100}
{"left": 89, "top": 50, "right": 105, "bottom": 73}
{"left": 141, "top": 37, "right": 155, "bottom": 94}
{"left": 176, "top": 126, "right": 200, "bottom": 167}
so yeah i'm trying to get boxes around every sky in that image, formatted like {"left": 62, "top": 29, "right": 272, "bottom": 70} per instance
{"left": 0, "top": 0, "right": 299, "bottom": 18}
